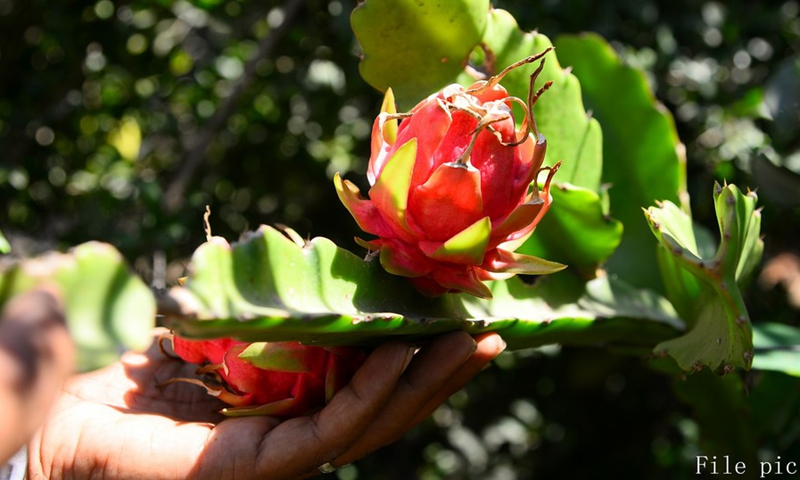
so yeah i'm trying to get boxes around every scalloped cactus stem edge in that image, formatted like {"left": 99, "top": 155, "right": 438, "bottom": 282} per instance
{"left": 644, "top": 183, "right": 761, "bottom": 373}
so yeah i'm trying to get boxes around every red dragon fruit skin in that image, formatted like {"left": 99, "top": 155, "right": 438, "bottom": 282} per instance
{"left": 172, "top": 336, "right": 237, "bottom": 365}
{"left": 335, "top": 52, "right": 565, "bottom": 299}
{"left": 171, "top": 336, "right": 368, "bottom": 417}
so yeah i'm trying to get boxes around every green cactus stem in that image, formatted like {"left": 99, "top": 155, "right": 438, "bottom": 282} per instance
{"left": 159, "top": 225, "right": 682, "bottom": 351}
{"left": 644, "top": 183, "right": 763, "bottom": 372}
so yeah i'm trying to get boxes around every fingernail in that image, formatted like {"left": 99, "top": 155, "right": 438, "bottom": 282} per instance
{"left": 476, "top": 332, "right": 507, "bottom": 352}
{"left": 487, "top": 335, "right": 507, "bottom": 356}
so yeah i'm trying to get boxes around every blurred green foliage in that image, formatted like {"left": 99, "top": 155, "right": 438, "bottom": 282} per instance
{"left": 0, "top": 241, "right": 155, "bottom": 370}
{"left": 2, "top": 0, "right": 800, "bottom": 478}
{"left": 0, "top": 0, "right": 373, "bottom": 269}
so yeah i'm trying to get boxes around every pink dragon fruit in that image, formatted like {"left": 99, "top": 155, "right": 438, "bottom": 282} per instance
{"left": 168, "top": 335, "right": 367, "bottom": 417}
{"left": 335, "top": 51, "right": 564, "bottom": 298}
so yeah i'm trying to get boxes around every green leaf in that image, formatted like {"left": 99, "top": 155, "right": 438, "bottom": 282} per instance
{"left": 351, "top": 0, "right": 490, "bottom": 110}
{"left": 161, "top": 226, "right": 682, "bottom": 350}
{"left": 0, "top": 242, "right": 155, "bottom": 371}
{"left": 645, "top": 184, "right": 763, "bottom": 371}
{"left": 518, "top": 184, "right": 623, "bottom": 277}
{"left": 752, "top": 322, "right": 800, "bottom": 377}
{"left": 556, "top": 33, "right": 686, "bottom": 292}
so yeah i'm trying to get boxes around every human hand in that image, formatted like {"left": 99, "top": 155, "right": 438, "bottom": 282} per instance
{"left": 28, "top": 328, "right": 505, "bottom": 479}
{"left": 0, "top": 289, "right": 73, "bottom": 467}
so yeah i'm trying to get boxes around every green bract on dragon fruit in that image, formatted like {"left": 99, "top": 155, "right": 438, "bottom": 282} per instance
{"left": 335, "top": 51, "right": 565, "bottom": 298}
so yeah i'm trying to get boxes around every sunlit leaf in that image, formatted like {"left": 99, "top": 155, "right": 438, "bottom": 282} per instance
{"left": 107, "top": 116, "right": 142, "bottom": 161}
{"left": 161, "top": 225, "right": 682, "bottom": 350}
{"left": 351, "top": 0, "right": 490, "bottom": 110}
{"left": 556, "top": 33, "right": 686, "bottom": 291}
{"left": 752, "top": 322, "right": 800, "bottom": 377}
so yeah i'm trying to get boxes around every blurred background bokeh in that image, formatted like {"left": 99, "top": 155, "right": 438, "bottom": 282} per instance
{"left": 1, "top": 0, "right": 799, "bottom": 477}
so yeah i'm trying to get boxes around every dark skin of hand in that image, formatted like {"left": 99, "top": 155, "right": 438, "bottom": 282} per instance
{"left": 0, "top": 289, "right": 74, "bottom": 467}
{"left": 1, "top": 290, "right": 505, "bottom": 479}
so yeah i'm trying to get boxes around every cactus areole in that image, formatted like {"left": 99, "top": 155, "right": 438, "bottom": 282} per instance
{"left": 335, "top": 50, "right": 566, "bottom": 298}
{"left": 166, "top": 334, "right": 368, "bottom": 417}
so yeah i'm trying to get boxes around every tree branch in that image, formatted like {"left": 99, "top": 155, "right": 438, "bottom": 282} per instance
{"left": 162, "top": 0, "right": 306, "bottom": 214}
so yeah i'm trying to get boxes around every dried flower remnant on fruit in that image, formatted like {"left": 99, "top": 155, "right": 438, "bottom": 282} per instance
{"left": 335, "top": 50, "right": 565, "bottom": 298}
